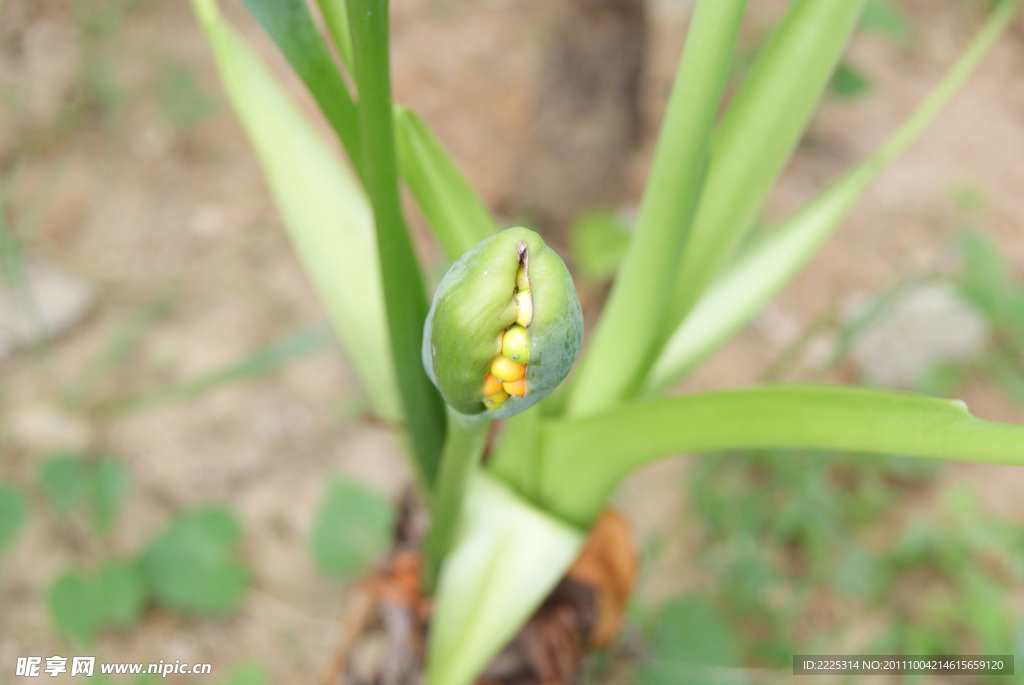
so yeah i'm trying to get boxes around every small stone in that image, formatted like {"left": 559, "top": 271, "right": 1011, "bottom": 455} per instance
{"left": 6, "top": 402, "right": 92, "bottom": 454}
{"left": 848, "top": 283, "right": 989, "bottom": 389}
{"left": 0, "top": 259, "right": 94, "bottom": 359}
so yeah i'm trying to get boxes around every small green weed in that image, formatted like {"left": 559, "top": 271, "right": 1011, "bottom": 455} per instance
{"left": 38, "top": 453, "right": 131, "bottom": 533}
{"left": 312, "top": 478, "right": 395, "bottom": 577}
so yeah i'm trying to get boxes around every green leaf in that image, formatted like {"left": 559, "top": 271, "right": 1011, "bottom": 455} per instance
{"left": 91, "top": 457, "right": 131, "bottom": 532}
{"left": 0, "top": 483, "right": 28, "bottom": 553}
{"left": 567, "top": 209, "right": 631, "bottom": 283}
{"left": 640, "top": 598, "right": 737, "bottom": 685}
{"left": 191, "top": 0, "right": 401, "bottom": 422}
{"left": 49, "top": 560, "right": 146, "bottom": 643}
{"left": 667, "top": 0, "right": 867, "bottom": 331}
{"left": 830, "top": 61, "right": 871, "bottom": 98}
{"left": 646, "top": 0, "right": 1020, "bottom": 393}
{"left": 141, "top": 506, "right": 248, "bottom": 614}
{"left": 539, "top": 386, "right": 1024, "bottom": 525}
{"left": 347, "top": 0, "right": 446, "bottom": 488}
{"left": 37, "top": 454, "right": 131, "bottom": 531}
{"left": 98, "top": 559, "right": 147, "bottom": 627}
{"left": 312, "top": 479, "right": 394, "bottom": 576}
{"left": 49, "top": 570, "right": 105, "bottom": 644}
{"left": 566, "top": 0, "right": 747, "bottom": 417}
{"left": 240, "top": 0, "right": 362, "bottom": 173}
{"left": 861, "top": 0, "right": 912, "bottom": 41}
{"left": 394, "top": 106, "right": 499, "bottom": 262}
{"left": 38, "top": 454, "right": 90, "bottom": 515}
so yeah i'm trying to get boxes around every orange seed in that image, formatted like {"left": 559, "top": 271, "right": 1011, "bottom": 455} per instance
{"left": 483, "top": 372, "right": 503, "bottom": 396}
{"left": 504, "top": 377, "right": 526, "bottom": 397}
{"left": 490, "top": 355, "right": 526, "bottom": 383}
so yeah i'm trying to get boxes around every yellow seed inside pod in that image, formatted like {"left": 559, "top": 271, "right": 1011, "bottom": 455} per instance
{"left": 504, "top": 377, "right": 526, "bottom": 397}
{"left": 516, "top": 264, "right": 530, "bottom": 293}
{"left": 483, "top": 390, "right": 510, "bottom": 409}
{"left": 483, "top": 372, "right": 503, "bottom": 396}
{"left": 514, "top": 290, "right": 533, "bottom": 327}
{"left": 491, "top": 355, "right": 526, "bottom": 383}
{"left": 501, "top": 324, "right": 529, "bottom": 363}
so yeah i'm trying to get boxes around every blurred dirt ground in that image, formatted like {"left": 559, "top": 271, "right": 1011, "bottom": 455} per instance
{"left": 1, "top": 0, "right": 1024, "bottom": 681}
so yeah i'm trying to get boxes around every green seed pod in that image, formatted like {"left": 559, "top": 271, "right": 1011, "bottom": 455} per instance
{"left": 423, "top": 227, "right": 583, "bottom": 418}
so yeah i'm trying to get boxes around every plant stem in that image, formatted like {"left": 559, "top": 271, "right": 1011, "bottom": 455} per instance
{"left": 484, "top": 407, "right": 543, "bottom": 499}
{"left": 422, "top": 406, "right": 490, "bottom": 593}
{"left": 347, "top": 0, "right": 446, "bottom": 488}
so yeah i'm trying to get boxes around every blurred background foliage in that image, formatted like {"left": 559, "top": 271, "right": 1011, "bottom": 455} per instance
{"left": 2, "top": 0, "right": 1024, "bottom": 682}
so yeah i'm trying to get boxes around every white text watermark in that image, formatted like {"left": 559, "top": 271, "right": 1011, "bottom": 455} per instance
{"left": 15, "top": 656, "right": 213, "bottom": 678}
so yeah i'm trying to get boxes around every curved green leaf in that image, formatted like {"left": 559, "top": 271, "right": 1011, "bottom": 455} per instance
{"left": 539, "top": 386, "right": 1024, "bottom": 525}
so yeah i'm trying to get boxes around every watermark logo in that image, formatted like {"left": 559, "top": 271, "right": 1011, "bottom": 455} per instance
{"left": 15, "top": 657, "right": 41, "bottom": 677}
{"left": 71, "top": 657, "right": 95, "bottom": 677}
{"left": 15, "top": 656, "right": 209, "bottom": 678}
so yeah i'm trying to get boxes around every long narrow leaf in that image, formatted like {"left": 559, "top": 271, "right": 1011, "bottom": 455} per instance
{"left": 645, "top": 0, "right": 1020, "bottom": 394}
{"left": 667, "top": 0, "right": 866, "bottom": 331}
{"left": 394, "top": 106, "right": 499, "bottom": 262}
{"left": 191, "top": 0, "right": 400, "bottom": 421}
{"left": 540, "top": 386, "right": 1024, "bottom": 525}
{"left": 565, "top": 0, "right": 747, "bottom": 418}
{"left": 240, "top": 0, "right": 362, "bottom": 174}
{"left": 347, "top": 0, "right": 446, "bottom": 487}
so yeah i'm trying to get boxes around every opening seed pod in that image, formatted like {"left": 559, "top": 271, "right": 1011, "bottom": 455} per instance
{"left": 422, "top": 227, "right": 583, "bottom": 418}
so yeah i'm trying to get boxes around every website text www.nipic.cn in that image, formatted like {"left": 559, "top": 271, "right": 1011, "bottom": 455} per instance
{"left": 15, "top": 656, "right": 213, "bottom": 678}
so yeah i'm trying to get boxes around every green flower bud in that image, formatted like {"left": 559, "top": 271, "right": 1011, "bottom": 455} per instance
{"left": 422, "top": 227, "right": 583, "bottom": 418}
